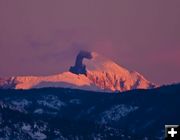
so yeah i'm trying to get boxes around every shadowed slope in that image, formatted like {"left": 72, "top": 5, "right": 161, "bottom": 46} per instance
{"left": 0, "top": 84, "right": 179, "bottom": 139}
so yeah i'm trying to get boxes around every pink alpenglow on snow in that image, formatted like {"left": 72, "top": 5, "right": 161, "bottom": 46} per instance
{"left": 0, "top": 51, "right": 156, "bottom": 92}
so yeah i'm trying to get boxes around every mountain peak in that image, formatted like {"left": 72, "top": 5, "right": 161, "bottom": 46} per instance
{"left": 69, "top": 51, "right": 129, "bottom": 75}
{"left": 68, "top": 51, "right": 155, "bottom": 91}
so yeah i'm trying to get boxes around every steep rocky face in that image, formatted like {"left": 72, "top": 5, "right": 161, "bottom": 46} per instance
{"left": 0, "top": 51, "right": 155, "bottom": 92}
{"left": 87, "top": 71, "right": 154, "bottom": 91}
{"left": 83, "top": 52, "right": 155, "bottom": 91}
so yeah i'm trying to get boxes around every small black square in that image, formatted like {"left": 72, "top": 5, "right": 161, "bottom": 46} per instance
{"left": 165, "top": 125, "right": 180, "bottom": 140}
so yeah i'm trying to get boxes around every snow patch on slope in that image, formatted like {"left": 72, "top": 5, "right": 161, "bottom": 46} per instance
{"left": 100, "top": 105, "right": 139, "bottom": 124}
{"left": 37, "top": 95, "right": 66, "bottom": 110}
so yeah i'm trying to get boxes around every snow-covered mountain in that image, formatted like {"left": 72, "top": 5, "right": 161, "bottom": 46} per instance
{"left": 0, "top": 51, "right": 155, "bottom": 92}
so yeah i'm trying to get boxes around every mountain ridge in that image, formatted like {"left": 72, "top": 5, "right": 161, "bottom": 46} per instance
{"left": 0, "top": 51, "right": 155, "bottom": 92}
{"left": 0, "top": 83, "right": 179, "bottom": 139}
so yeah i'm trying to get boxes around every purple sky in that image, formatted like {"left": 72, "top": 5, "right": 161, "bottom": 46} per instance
{"left": 0, "top": 0, "right": 180, "bottom": 85}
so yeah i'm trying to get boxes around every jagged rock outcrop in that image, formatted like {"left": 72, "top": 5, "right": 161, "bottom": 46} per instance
{"left": 69, "top": 51, "right": 92, "bottom": 75}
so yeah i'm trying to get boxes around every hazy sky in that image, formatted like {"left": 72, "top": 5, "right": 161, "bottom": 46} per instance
{"left": 0, "top": 0, "right": 180, "bottom": 85}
